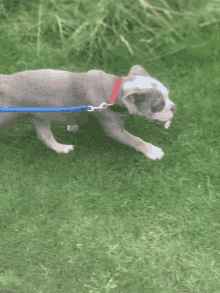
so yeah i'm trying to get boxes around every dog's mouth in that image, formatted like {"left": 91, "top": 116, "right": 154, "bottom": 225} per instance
{"left": 164, "top": 120, "right": 171, "bottom": 129}
{"left": 145, "top": 117, "right": 171, "bottom": 129}
{"left": 155, "top": 119, "right": 171, "bottom": 129}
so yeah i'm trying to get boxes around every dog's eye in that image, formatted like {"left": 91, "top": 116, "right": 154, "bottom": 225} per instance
{"left": 151, "top": 100, "right": 165, "bottom": 113}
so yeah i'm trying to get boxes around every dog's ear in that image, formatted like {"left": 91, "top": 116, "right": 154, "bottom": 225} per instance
{"left": 120, "top": 66, "right": 152, "bottom": 114}
{"left": 121, "top": 92, "right": 136, "bottom": 115}
{"left": 128, "top": 65, "right": 150, "bottom": 77}
{"left": 121, "top": 91, "right": 148, "bottom": 115}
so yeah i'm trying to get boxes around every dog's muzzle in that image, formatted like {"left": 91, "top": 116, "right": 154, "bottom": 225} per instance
{"left": 155, "top": 119, "right": 171, "bottom": 129}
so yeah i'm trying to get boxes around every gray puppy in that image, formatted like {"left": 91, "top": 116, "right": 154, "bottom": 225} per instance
{"left": 0, "top": 65, "right": 175, "bottom": 160}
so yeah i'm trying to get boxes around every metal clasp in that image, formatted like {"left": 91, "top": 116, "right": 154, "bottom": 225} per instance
{"left": 87, "top": 102, "right": 112, "bottom": 112}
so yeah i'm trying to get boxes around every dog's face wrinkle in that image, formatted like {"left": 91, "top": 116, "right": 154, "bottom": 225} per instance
{"left": 134, "top": 93, "right": 165, "bottom": 114}
{"left": 151, "top": 98, "right": 165, "bottom": 113}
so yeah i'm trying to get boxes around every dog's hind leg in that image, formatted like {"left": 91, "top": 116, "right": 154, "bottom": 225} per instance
{"left": 0, "top": 114, "right": 18, "bottom": 132}
{"left": 32, "top": 119, "right": 74, "bottom": 154}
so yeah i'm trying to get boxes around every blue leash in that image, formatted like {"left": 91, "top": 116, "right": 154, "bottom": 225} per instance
{"left": 0, "top": 102, "right": 111, "bottom": 113}
{"left": 0, "top": 105, "right": 90, "bottom": 113}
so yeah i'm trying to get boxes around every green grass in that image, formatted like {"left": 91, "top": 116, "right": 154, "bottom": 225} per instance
{"left": 0, "top": 0, "right": 220, "bottom": 292}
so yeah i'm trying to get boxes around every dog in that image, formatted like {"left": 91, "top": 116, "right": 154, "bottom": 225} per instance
{"left": 0, "top": 65, "right": 175, "bottom": 160}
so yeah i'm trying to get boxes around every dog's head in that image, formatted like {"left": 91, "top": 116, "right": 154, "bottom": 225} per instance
{"left": 121, "top": 65, "right": 175, "bottom": 128}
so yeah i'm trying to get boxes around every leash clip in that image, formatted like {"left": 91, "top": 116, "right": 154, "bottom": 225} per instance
{"left": 87, "top": 102, "right": 112, "bottom": 112}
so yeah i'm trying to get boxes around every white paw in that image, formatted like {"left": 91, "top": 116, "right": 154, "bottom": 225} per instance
{"left": 62, "top": 145, "right": 74, "bottom": 154}
{"left": 52, "top": 143, "right": 74, "bottom": 154}
{"left": 67, "top": 125, "right": 78, "bottom": 132}
{"left": 147, "top": 144, "right": 164, "bottom": 160}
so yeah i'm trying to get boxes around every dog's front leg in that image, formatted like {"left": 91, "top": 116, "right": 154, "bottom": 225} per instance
{"left": 32, "top": 119, "right": 74, "bottom": 154}
{"left": 96, "top": 112, "right": 164, "bottom": 160}
{"left": 108, "top": 129, "right": 164, "bottom": 160}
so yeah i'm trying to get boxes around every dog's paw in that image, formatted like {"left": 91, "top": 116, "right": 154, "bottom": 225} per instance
{"left": 62, "top": 145, "right": 74, "bottom": 154}
{"left": 52, "top": 143, "right": 74, "bottom": 154}
{"left": 146, "top": 144, "right": 164, "bottom": 160}
{"left": 67, "top": 125, "right": 78, "bottom": 132}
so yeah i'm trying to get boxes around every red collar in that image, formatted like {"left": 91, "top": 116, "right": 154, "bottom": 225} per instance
{"left": 110, "top": 78, "right": 122, "bottom": 104}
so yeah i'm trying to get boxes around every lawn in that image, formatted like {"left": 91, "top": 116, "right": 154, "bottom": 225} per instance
{"left": 0, "top": 0, "right": 220, "bottom": 292}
